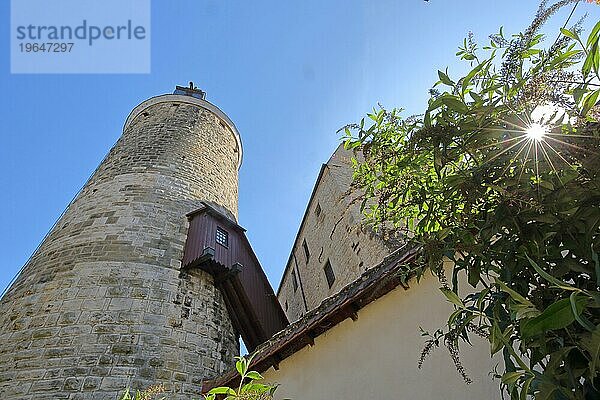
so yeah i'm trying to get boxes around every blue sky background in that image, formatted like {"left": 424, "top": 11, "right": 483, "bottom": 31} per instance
{"left": 0, "top": 1, "right": 597, "bottom": 295}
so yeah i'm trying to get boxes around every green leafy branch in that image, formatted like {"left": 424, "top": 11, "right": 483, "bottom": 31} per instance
{"left": 344, "top": 2, "right": 600, "bottom": 398}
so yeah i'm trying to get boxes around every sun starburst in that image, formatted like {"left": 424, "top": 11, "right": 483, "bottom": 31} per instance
{"left": 525, "top": 123, "right": 548, "bottom": 142}
{"left": 476, "top": 107, "right": 598, "bottom": 195}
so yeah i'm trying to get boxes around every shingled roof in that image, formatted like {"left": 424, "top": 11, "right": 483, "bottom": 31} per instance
{"left": 203, "top": 243, "right": 420, "bottom": 392}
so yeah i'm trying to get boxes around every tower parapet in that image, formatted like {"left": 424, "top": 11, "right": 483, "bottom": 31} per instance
{"left": 0, "top": 87, "right": 242, "bottom": 399}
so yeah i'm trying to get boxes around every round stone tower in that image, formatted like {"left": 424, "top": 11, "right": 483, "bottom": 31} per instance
{"left": 0, "top": 86, "right": 242, "bottom": 399}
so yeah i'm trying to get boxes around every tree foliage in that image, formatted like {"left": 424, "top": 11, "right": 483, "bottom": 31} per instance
{"left": 344, "top": 2, "right": 600, "bottom": 399}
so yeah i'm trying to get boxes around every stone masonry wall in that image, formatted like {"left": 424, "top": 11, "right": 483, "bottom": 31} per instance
{"left": 278, "top": 146, "right": 396, "bottom": 322}
{"left": 0, "top": 98, "right": 240, "bottom": 399}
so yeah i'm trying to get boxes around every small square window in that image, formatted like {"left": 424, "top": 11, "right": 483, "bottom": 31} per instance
{"left": 324, "top": 260, "right": 335, "bottom": 288}
{"left": 216, "top": 227, "right": 229, "bottom": 247}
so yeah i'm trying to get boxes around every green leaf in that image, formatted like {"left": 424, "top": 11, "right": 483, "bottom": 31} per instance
{"left": 241, "top": 383, "right": 272, "bottom": 394}
{"left": 501, "top": 371, "right": 523, "bottom": 386}
{"left": 490, "top": 322, "right": 513, "bottom": 356}
{"left": 428, "top": 96, "right": 444, "bottom": 112}
{"left": 582, "top": 89, "right": 600, "bottom": 116}
{"left": 512, "top": 302, "right": 541, "bottom": 320}
{"left": 468, "top": 260, "right": 480, "bottom": 287}
{"left": 520, "top": 375, "right": 534, "bottom": 400}
{"left": 490, "top": 323, "right": 503, "bottom": 355}
{"left": 441, "top": 95, "right": 469, "bottom": 113}
{"left": 245, "top": 371, "right": 264, "bottom": 381}
{"left": 236, "top": 359, "right": 244, "bottom": 375}
{"left": 208, "top": 387, "right": 236, "bottom": 395}
{"left": 120, "top": 388, "right": 132, "bottom": 400}
{"left": 570, "top": 292, "right": 595, "bottom": 332}
{"left": 521, "top": 297, "right": 587, "bottom": 339}
{"left": 438, "top": 70, "right": 454, "bottom": 86}
{"left": 440, "top": 287, "right": 464, "bottom": 308}
{"left": 548, "top": 49, "right": 583, "bottom": 69}
{"left": 586, "top": 20, "right": 600, "bottom": 48}
{"left": 469, "top": 91, "right": 483, "bottom": 103}
{"left": 495, "top": 278, "right": 534, "bottom": 306}
{"left": 526, "top": 255, "right": 577, "bottom": 291}
{"left": 424, "top": 110, "right": 431, "bottom": 127}
{"left": 560, "top": 28, "right": 579, "bottom": 42}
{"left": 462, "top": 59, "right": 490, "bottom": 94}
{"left": 583, "top": 44, "right": 596, "bottom": 77}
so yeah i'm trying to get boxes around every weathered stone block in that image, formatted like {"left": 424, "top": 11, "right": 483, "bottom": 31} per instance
{"left": 63, "top": 377, "right": 82, "bottom": 391}
{"left": 82, "top": 377, "right": 101, "bottom": 391}
{"left": 99, "top": 376, "right": 129, "bottom": 391}
{"left": 31, "top": 379, "right": 64, "bottom": 392}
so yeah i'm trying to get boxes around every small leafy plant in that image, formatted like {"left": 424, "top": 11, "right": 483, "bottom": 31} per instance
{"left": 204, "top": 355, "right": 279, "bottom": 400}
{"left": 117, "top": 356, "right": 280, "bottom": 400}
{"left": 119, "top": 384, "right": 166, "bottom": 400}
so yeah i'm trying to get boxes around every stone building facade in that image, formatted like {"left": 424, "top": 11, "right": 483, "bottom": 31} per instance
{"left": 277, "top": 145, "right": 398, "bottom": 322}
{"left": 0, "top": 88, "right": 243, "bottom": 399}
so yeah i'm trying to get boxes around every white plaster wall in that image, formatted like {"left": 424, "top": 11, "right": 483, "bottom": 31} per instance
{"left": 264, "top": 271, "right": 502, "bottom": 400}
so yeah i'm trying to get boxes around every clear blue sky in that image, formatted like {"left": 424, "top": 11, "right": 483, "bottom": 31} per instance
{"left": 0, "top": 1, "right": 597, "bottom": 294}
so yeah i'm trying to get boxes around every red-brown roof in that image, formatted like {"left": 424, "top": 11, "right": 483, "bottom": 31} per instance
{"left": 202, "top": 244, "right": 419, "bottom": 392}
